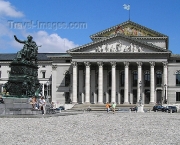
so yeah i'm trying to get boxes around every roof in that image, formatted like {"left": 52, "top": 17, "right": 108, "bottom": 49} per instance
{"left": 0, "top": 53, "right": 70, "bottom": 61}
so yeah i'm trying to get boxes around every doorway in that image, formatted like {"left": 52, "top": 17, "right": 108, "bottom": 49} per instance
{"left": 133, "top": 89, "right": 137, "bottom": 104}
{"left": 145, "top": 89, "right": 150, "bottom": 104}
{"left": 156, "top": 90, "right": 162, "bottom": 104}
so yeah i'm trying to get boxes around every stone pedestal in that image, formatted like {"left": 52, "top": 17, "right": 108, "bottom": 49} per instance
{"left": 137, "top": 105, "right": 144, "bottom": 113}
{"left": 0, "top": 97, "right": 42, "bottom": 115}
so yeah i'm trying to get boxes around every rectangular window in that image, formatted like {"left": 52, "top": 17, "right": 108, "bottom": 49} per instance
{"left": 42, "top": 72, "right": 45, "bottom": 78}
{"left": 176, "top": 92, "right": 180, "bottom": 101}
{"left": 176, "top": 74, "right": 180, "bottom": 86}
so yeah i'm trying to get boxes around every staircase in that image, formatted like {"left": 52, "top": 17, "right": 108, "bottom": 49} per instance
{"left": 70, "top": 103, "right": 154, "bottom": 112}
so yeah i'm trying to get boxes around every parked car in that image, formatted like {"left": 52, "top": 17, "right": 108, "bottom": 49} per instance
{"left": 152, "top": 105, "right": 164, "bottom": 112}
{"left": 130, "top": 106, "right": 137, "bottom": 111}
{"left": 163, "top": 106, "right": 177, "bottom": 113}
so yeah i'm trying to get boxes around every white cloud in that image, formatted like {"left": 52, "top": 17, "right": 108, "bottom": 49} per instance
{"left": 0, "top": 0, "right": 24, "bottom": 17}
{"left": 11, "top": 31, "right": 78, "bottom": 53}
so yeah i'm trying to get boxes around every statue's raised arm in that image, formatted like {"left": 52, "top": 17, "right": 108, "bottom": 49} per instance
{"left": 14, "top": 35, "right": 26, "bottom": 44}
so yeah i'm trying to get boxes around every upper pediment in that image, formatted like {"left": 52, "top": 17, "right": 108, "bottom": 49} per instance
{"left": 90, "top": 20, "right": 167, "bottom": 40}
{"left": 67, "top": 34, "right": 170, "bottom": 53}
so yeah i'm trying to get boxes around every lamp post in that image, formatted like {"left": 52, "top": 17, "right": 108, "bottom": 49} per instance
{"left": 46, "top": 81, "right": 49, "bottom": 104}
{"left": 164, "top": 84, "right": 167, "bottom": 104}
{"left": 137, "top": 81, "right": 144, "bottom": 112}
{"left": 139, "top": 81, "right": 142, "bottom": 106}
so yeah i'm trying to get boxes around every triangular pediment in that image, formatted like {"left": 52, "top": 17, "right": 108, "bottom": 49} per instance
{"left": 90, "top": 20, "right": 167, "bottom": 39}
{"left": 67, "top": 34, "right": 169, "bottom": 53}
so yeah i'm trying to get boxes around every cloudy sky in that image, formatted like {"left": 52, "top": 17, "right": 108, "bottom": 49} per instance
{"left": 0, "top": 0, "right": 180, "bottom": 54}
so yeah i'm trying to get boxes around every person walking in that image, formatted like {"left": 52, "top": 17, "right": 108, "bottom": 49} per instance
{"left": 105, "top": 102, "right": 111, "bottom": 113}
{"left": 112, "top": 102, "right": 116, "bottom": 114}
{"left": 39, "top": 96, "right": 46, "bottom": 115}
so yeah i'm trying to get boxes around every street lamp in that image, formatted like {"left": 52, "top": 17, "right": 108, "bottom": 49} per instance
{"left": 139, "top": 81, "right": 142, "bottom": 106}
{"left": 164, "top": 84, "right": 167, "bottom": 104}
{"left": 46, "top": 81, "right": 49, "bottom": 104}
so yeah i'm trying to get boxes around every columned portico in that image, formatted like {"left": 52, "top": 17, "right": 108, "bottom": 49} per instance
{"left": 137, "top": 62, "right": 142, "bottom": 103}
{"left": 111, "top": 61, "right": 116, "bottom": 103}
{"left": 124, "top": 62, "right": 129, "bottom": 104}
{"left": 84, "top": 62, "right": 91, "bottom": 104}
{"left": 97, "top": 61, "right": 103, "bottom": 104}
{"left": 150, "top": 61, "right": 155, "bottom": 104}
{"left": 72, "top": 61, "right": 77, "bottom": 103}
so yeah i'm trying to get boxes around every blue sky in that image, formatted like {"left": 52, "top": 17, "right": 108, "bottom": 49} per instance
{"left": 0, "top": 0, "right": 180, "bottom": 54}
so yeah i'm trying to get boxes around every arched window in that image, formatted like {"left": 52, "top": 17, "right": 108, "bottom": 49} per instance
{"left": 108, "top": 71, "right": 112, "bottom": 87}
{"left": 120, "top": 71, "right": 124, "bottom": 86}
{"left": 156, "top": 71, "right": 162, "bottom": 86}
{"left": 65, "top": 71, "right": 70, "bottom": 86}
{"left": 133, "top": 71, "right": 137, "bottom": 87}
{"left": 144, "top": 71, "right": 150, "bottom": 87}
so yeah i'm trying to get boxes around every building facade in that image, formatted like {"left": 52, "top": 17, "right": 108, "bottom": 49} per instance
{"left": 0, "top": 20, "right": 180, "bottom": 106}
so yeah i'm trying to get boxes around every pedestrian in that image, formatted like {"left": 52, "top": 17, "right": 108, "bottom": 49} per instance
{"left": 39, "top": 96, "right": 46, "bottom": 115}
{"left": 0, "top": 95, "right": 4, "bottom": 104}
{"left": 106, "top": 102, "right": 111, "bottom": 113}
{"left": 112, "top": 102, "right": 116, "bottom": 114}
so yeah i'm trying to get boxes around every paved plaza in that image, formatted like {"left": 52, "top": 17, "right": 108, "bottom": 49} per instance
{"left": 0, "top": 111, "right": 180, "bottom": 145}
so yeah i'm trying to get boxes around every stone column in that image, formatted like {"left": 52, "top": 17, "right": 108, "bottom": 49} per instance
{"left": 52, "top": 65, "right": 57, "bottom": 103}
{"left": 124, "top": 62, "right": 129, "bottom": 104}
{"left": 72, "top": 62, "right": 77, "bottom": 103}
{"left": 137, "top": 62, "right": 142, "bottom": 103}
{"left": 163, "top": 61, "right": 168, "bottom": 101}
{"left": 150, "top": 62, "right": 155, "bottom": 104}
{"left": 84, "top": 62, "right": 91, "bottom": 104}
{"left": 97, "top": 61, "right": 103, "bottom": 104}
{"left": 110, "top": 62, "right": 116, "bottom": 103}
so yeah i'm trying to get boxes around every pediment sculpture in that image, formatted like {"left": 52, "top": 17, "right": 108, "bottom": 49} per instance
{"left": 95, "top": 41, "right": 144, "bottom": 52}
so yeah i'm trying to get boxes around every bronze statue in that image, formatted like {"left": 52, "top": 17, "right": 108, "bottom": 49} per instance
{"left": 14, "top": 35, "right": 41, "bottom": 64}
{"left": 3, "top": 35, "right": 42, "bottom": 98}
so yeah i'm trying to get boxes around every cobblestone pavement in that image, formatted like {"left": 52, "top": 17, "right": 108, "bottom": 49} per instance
{"left": 0, "top": 112, "right": 180, "bottom": 145}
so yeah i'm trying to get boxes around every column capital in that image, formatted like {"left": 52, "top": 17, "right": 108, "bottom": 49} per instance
{"left": 124, "top": 61, "right": 129, "bottom": 67}
{"left": 52, "top": 65, "right": 57, "bottom": 70}
{"left": 149, "top": 61, "right": 155, "bottom": 67}
{"left": 84, "top": 61, "right": 91, "bottom": 67}
{"left": 110, "top": 61, "right": 116, "bottom": 67}
{"left": 97, "top": 61, "right": 103, "bottom": 67}
{"left": 137, "top": 62, "right": 143, "bottom": 67}
{"left": 71, "top": 61, "right": 77, "bottom": 67}
{"left": 162, "top": 61, "right": 168, "bottom": 67}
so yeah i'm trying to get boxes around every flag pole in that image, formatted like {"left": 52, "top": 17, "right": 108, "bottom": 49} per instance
{"left": 129, "top": 9, "right": 130, "bottom": 21}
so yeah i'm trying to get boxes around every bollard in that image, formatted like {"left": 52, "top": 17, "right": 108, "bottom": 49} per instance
{"left": 59, "top": 108, "right": 61, "bottom": 113}
{"left": 83, "top": 109, "right": 85, "bottom": 113}
{"left": 166, "top": 110, "right": 168, "bottom": 113}
{"left": 129, "top": 109, "right": 131, "bottom": 113}
{"left": 156, "top": 110, "right": 157, "bottom": 113}
{"left": 170, "top": 109, "right": 172, "bottom": 114}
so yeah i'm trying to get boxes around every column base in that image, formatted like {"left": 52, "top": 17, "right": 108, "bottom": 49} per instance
{"left": 72, "top": 102, "right": 78, "bottom": 104}
{"left": 84, "top": 102, "right": 91, "bottom": 105}
{"left": 97, "top": 102, "right": 104, "bottom": 104}
{"left": 149, "top": 102, "right": 155, "bottom": 105}
{"left": 123, "top": 102, "right": 129, "bottom": 104}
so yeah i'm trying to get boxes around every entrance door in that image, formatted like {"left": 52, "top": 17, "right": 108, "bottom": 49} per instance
{"left": 133, "top": 89, "right": 137, "bottom": 104}
{"left": 108, "top": 89, "right": 111, "bottom": 103}
{"left": 120, "top": 89, "right": 124, "bottom": 104}
{"left": 65, "top": 92, "right": 70, "bottom": 104}
{"left": 145, "top": 89, "right": 150, "bottom": 104}
{"left": 156, "top": 90, "right": 162, "bottom": 104}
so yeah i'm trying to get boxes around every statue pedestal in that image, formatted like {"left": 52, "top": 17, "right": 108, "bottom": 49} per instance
{"left": 0, "top": 97, "right": 42, "bottom": 115}
{"left": 137, "top": 105, "right": 144, "bottom": 113}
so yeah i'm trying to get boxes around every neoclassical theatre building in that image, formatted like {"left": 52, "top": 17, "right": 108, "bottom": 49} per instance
{"left": 0, "top": 20, "right": 180, "bottom": 106}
